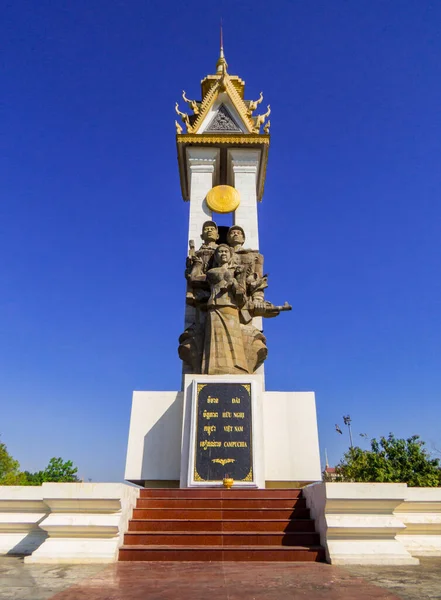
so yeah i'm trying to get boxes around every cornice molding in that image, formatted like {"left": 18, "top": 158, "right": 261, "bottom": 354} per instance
{"left": 177, "top": 134, "right": 270, "bottom": 146}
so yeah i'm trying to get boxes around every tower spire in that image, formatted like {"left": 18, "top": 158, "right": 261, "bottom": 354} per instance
{"left": 216, "top": 20, "right": 228, "bottom": 74}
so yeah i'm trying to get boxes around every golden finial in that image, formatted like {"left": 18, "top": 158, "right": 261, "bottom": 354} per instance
{"left": 216, "top": 20, "right": 228, "bottom": 74}
{"left": 263, "top": 119, "right": 271, "bottom": 134}
{"left": 175, "top": 120, "right": 183, "bottom": 134}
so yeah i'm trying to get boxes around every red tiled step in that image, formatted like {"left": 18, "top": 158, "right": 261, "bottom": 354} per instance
{"left": 139, "top": 488, "right": 302, "bottom": 499}
{"left": 124, "top": 531, "right": 320, "bottom": 546}
{"left": 132, "top": 507, "right": 311, "bottom": 520}
{"left": 135, "top": 498, "right": 306, "bottom": 509}
{"left": 128, "top": 518, "right": 316, "bottom": 533}
{"left": 119, "top": 545, "right": 325, "bottom": 562}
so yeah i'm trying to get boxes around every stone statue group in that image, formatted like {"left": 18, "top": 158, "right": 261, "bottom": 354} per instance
{"left": 178, "top": 221, "right": 291, "bottom": 375}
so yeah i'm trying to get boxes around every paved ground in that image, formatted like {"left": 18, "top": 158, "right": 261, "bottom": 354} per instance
{"left": 345, "top": 560, "right": 441, "bottom": 600}
{"left": 1, "top": 556, "right": 440, "bottom": 600}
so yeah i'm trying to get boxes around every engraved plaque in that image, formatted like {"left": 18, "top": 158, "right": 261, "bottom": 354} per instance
{"left": 194, "top": 382, "right": 253, "bottom": 482}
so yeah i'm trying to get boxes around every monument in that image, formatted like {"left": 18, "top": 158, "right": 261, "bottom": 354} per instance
{"left": 125, "top": 40, "right": 321, "bottom": 488}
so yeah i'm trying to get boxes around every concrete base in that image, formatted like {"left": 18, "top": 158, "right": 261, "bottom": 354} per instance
{"left": 25, "top": 538, "right": 119, "bottom": 564}
{"left": 124, "top": 382, "right": 321, "bottom": 486}
{"left": 397, "top": 535, "right": 441, "bottom": 557}
{"left": 327, "top": 541, "right": 419, "bottom": 566}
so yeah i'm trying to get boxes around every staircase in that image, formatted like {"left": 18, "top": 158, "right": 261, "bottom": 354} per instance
{"left": 119, "top": 488, "right": 325, "bottom": 562}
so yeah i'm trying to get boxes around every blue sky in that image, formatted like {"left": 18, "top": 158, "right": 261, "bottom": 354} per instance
{"left": 1, "top": 1, "right": 440, "bottom": 481}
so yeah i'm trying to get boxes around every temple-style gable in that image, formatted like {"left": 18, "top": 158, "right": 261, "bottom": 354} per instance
{"left": 205, "top": 104, "right": 243, "bottom": 133}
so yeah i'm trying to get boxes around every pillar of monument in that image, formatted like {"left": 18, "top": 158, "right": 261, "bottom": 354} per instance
{"left": 228, "top": 148, "right": 261, "bottom": 251}
{"left": 228, "top": 148, "right": 264, "bottom": 336}
{"left": 186, "top": 147, "right": 219, "bottom": 245}
{"left": 184, "top": 147, "right": 219, "bottom": 331}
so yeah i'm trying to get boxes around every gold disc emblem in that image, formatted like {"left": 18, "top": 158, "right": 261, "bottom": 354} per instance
{"left": 206, "top": 185, "right": 240, "bottom": 214}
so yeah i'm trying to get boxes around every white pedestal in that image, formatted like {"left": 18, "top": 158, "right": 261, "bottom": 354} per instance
{"left": 125, "top": 383, "right": 321, "bottom": 487}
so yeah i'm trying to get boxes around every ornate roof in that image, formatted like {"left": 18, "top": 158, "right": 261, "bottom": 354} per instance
{"left": 175, "top": 41, "right": 271, "bottom": 136}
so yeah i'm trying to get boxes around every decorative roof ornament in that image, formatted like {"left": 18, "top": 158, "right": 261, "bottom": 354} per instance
{"left": 247, "top": 92, "right": 264, "bottom": 116}
{"left": 175, "top": 102, "right": 193, "bottom": 133}
{"left": 253, "top": 105, "right": 271, "bottom": 133}
{"left": 182, "top": 90, "right": 199, "bottom": 115}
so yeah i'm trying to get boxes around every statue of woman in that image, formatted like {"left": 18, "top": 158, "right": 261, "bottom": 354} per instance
{"left": 201, "top": 244, "right": 249, "bottom": 375}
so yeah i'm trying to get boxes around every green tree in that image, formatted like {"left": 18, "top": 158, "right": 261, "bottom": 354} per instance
{"left": 39, "top": 457, "right": 79, "bottom": 482}
{"left": 0, "top": 439, "right": 25, "bottom": 485}
{"left": 0, "top": 439, "right": 80, "bottom": 485}
{"left": 335, "top": 434, "right": 441, "bottom": 487}
{"left": 22, "top": 470, "right": 44, "bottom": 486}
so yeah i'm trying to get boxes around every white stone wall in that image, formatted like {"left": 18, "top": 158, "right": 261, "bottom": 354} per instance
{"left": 303, "top": 482, "right": 441, "bottom": 565}
{"left": 125, "top": 391, "right": 183, "bottom": 484}
{"left": 0, "top": 483, "right": 140, "bottom": 563}
{"left": 0, "top": 486, "right": 47, "bottom": 556}
{"left": 395, "top": 488, "right": 441, "bottom": 556}
{"left": 263, "top": 391, "right": 321, "bottom": 483}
